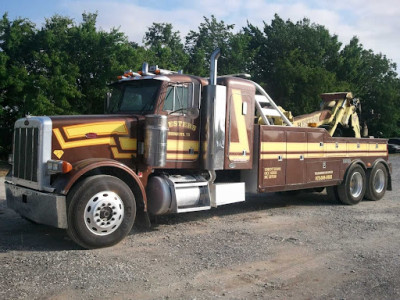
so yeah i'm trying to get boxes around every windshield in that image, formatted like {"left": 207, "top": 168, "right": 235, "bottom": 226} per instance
{"left": 108, "top": 80, "right": 161, "bottom": 114}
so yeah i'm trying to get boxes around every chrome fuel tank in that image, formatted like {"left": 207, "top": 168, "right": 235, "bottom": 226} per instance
{"left": 144, "top": 114, "right": 168, "bottom": 167}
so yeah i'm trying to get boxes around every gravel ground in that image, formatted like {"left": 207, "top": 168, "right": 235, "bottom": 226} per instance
{"left": 0, "top": 155, "right": 399, "bottom": 300}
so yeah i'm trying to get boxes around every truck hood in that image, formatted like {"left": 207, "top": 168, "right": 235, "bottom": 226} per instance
{"left": 50, "top": 114, "right": 144, "bottom": 164}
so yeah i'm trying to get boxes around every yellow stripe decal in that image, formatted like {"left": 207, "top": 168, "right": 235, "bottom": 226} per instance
{"left": 261, "top": 152, "right": 387, "bottom": 160}
{"left": 260, "top": 141, "right": 387, "bottom": 160}
{"left": 167, "top": 153, "right": 199, "bottom": 160}
{"left": 53, "top": 128, "right": 116, "bottom": 149}
{"left": 307, "top": 143, "right": 325, "bottom": 152}
{"left": 260, "top": 154, "right": 287, "bottom": 160}
{"left": 165, "top": 139, "right": 200, "bottom": 161}
{"left": 306, "top": 153, "right": 326, "bottom": 158}
{"left": 228, "top": 155, "right": 251, "bottom": 161}
{"left": 261, "top": 142, "right": 286, "bottom": 152}
{"left": 167, "top": 140, "right": 199, "bottom": 151}
{"left": 261, "top": 142, "right": 386, "bottom": 152}
{"left": 119, "top": 137, "right": 137, "bottom": 151}
{"left": 229, "top": 90, "right": 250, "bottom": 161}
{"left": 369, "top": 144, "right": 386, "bottom": 151}
{"left": 63, "top": 121, "right": 128, "bottom": 139}
{"left": 111, "top": 147, "right": 136, "bottom": 159}
{"left": 287, "top": 142, "right": 306, "bottom": 152}
{"left": 347, "top": 143, "right": 368, "bottom": 151}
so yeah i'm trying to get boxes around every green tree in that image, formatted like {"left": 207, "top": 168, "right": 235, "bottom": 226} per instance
{"left": 67, "top": 13, "right": 141, "bottom": 114}
{"left": 245, "top": 15, "right": 345, "bottom": 115}
{"left": 185, "top": 15, "right": 235, "bottom": 76}
{"left": 338, "top": 37, "right": 400, "bottom": 136}
{"left": 0, "top": 12, "right": 145, "bottom": 155}
{"left": 30, "top": 15, "right": 81, "bottom": 115}
{"left": 0, "top": 14, "right": 37, "bottom": 155}
{"left": 142, "top": 22, "right": 188, "bottom": 71}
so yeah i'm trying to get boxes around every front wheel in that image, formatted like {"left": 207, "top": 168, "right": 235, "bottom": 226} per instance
{"left": 337, "top": 164, "right": 366, "bottom": 205}
{"left": 67, "top": 175, "right": 136, "bottom": 249}
{"left": 365, "top": 163, "right": 388, "bottom": 201}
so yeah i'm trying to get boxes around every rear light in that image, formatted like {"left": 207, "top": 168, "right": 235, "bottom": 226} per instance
{"left": 47, "top": 160, "right": 73, "bottom": 174}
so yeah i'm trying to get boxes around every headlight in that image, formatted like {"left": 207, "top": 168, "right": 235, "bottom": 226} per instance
{"left": 47, "top": 160, "right": 73, "bottom": 174}
{"left": 8, "top": 154, "right": 13, "bottom": 165}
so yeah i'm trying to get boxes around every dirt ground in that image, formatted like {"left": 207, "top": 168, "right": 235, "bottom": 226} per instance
{"left": 0, "top": 155, "right": 399, "bottom": 300}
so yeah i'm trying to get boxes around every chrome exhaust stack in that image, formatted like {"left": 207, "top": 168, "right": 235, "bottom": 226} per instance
{"left": 209, "top": 48, "right": 221, "bottom": 85}
{"left": 202, "top": 48, "right": 226, "bottom": 172}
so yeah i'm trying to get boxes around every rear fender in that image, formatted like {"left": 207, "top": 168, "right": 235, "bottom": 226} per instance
{"left": 347, "top": 159, "right": 367, "bottom": 172}
{"left": 340, "top": 159, "right": 366, "bottom": 182}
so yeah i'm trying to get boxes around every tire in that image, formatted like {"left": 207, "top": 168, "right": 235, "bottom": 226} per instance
{"left": 67, "top": 175, "right": 136, "bottom": 249}
{"left": 337, "top": 164, "right": 366, "bottom": 205}
{"left": 365, "top": 163, "right": 388, "bottom": 201}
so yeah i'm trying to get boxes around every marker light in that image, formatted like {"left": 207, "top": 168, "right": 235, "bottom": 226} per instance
{"left": 47, "top": 160, "right": 73, "bottom": 174}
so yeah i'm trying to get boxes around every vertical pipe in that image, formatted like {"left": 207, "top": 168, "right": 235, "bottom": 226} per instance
{"left": 210, "top": 48, "right": 221, "bottom": 85}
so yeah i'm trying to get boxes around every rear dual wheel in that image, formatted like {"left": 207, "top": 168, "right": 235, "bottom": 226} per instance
{"left": 328, "top": 163, "right": 388, "bottom": 205}
{"left": 337, "top": 164, "right": 366, "bottom": 205}
{"left": 67, "top": 175, "right": 136, "bottom": 249}
{"left": 365, "top": 163, "right": 388, "bottom": 201}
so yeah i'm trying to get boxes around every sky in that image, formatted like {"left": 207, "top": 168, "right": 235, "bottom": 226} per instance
{"left": 1, "top": 0, "right": 400, "bottom": 70}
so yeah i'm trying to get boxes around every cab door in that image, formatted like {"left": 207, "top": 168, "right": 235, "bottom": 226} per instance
{"left": 161, "top": 82, "right": 201, "bottom": 167}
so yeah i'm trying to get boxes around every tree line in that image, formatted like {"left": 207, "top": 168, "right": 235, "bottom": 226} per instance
{"left": 1, "top": 12, "right": 399, "bottom": 156}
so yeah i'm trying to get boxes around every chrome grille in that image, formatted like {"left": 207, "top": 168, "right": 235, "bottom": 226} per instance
{"left": 12, "top": 116, "right": 52, "bottom": 191}
{"left": 13, "top": 127, "right": 39, "bottom": 182}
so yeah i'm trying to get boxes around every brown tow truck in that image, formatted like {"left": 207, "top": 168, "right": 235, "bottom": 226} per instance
{"left": 5, "top": 49, "right": 392, "bottom": 249}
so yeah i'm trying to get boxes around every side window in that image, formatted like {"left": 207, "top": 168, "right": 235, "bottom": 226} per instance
{"left": 163, "top": 83, "right": 194, "bottom": 113}
{"left": 108, "top": 87, "right": 122, "bottom": 113}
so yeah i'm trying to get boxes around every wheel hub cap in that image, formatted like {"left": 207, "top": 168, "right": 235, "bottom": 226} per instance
{"left": 350, "top": 171, "right": 363, "bottom": 198}
{"left": 373, "top": 169, "right": 385, "bottom": 194}
{"left": 84, "top": 191, "right": 124, "bottom": 236}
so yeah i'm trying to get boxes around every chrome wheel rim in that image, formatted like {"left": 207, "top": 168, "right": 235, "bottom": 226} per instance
{"left": 84, "top": 191, "right": 124, "bottom": 236}
{"left": 350, "top": 172, "right": 363, "bottom": 198}
{"left": 373, "top": 169, "right": 385, "bottom": 194}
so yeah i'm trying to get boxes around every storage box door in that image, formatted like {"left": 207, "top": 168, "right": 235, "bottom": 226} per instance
{"left": 286, "top": 131, "right": 307, "bottom": 185}
{"left": 259, "top": 127, "right": 286, "bottom": 188}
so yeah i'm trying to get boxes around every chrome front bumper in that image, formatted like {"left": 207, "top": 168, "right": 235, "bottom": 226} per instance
{"left": 5, "top": 181, "right": 67, "bottom": 229}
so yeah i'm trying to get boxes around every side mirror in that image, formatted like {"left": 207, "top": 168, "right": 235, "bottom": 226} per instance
{"left": 187, "top": 107, "right": 200, "bottom": 119}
